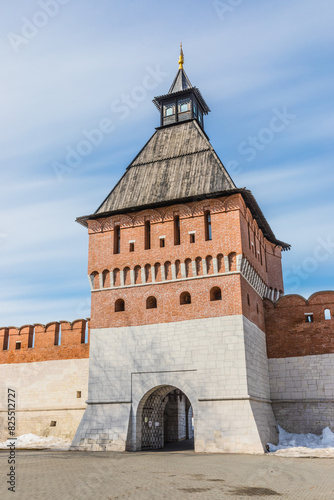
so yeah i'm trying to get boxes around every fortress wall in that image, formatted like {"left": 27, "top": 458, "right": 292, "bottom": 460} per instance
{"left": 0, "top": 357, "right": 89, "bottom": 441}
{"left": 264, "top": 292, "right": 334, "bottom": 358}
{"left": 0, "top": 319, "right": 90, "bottom": 440}
{"left": 265, "top": 292, "right": 334, "bottom": 433}
{"left": 268, "top": 354, "right": 334, "bottom": 434}
{"left": 0, "top": 319, "right": 90, "bottom": 363}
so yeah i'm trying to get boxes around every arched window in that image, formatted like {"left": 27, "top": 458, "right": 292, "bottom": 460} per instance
{"left": 91, "top": 271, "right": 99, "bottom": 289}
{"left": 115, "top": 299, "right": 125, "bottom": 312}
{"left": 206, "top": 255, "right": 213, "bottom": 275}
{"left": 113, "top": 268, "right": 120, "bottom": 287}
{"left": 228, "top": 252, "right": 236, "bottom": 272}
{"left": 154, "top": 262, "right": 161, "bottom": 282}
{"left": 164, "top": 261, "right": 171, "bottom": 280}
{"left": 180, "top": 291, "right": 191, "bottom": 305}
{"left": 145, "top": 264, "right": 151, "bottom": 283}
{"left": 217, "top": 253, "right": 224, "bottom": 273}
{"left": 102, "top": 269, "right": 110, "bottom": 288}
{"left": 210, "top": 287, "right": 222, "bottom": 301}
{"left": 185, "top": 258, "right": 192, "bottom": 278}
{"left": 123, "top": 267, "right": 130, "bottom": 286}
{"left": 175, "top": 259, "right": 181, "bottom": 279}
{"left": 195, "top": 257, "right": 202, "bottom": 276}
{"left": 134, "top": 265, "right": 141, "bottom": 285}
{"left": 146, "top": 296, "right": 157, "bottom": 309}
{"left": 324, "top": 308, "right": 331, "bottom": 320}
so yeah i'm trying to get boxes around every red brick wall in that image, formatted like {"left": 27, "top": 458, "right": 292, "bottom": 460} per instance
{"left": 88, "top": 196, "right": 244, "bottom": 276}
{"left": 88, "top": 194, "right": 284, "bottom": 331}
{"left": 91, "top": 274, "right": 243, "bottom": 329}
{"left": 241, "top": 277, "right": 265, "bottom": 332}
{"left": 264, "top": 291, "right": 334, "bottom": 358}
{"left": 0, "top": 319, "right": 90, "bottom": 364}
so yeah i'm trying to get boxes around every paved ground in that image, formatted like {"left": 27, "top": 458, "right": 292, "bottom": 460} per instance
{"left": 1, "top": 440, "right": 334, "bottom": 499}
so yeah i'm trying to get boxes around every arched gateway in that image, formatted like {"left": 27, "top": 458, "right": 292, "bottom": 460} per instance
{"left": 136, "top": 386, "right": 194, "bottom": 450}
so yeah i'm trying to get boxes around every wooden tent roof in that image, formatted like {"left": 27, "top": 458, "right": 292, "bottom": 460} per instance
{"left": 92, "top": 120, "right": 236, "bottom": 215}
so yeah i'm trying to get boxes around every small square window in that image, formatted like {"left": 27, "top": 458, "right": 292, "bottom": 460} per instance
{"left": 190, "top": 233, "right": 195, "bottom": 243}
{"left": 129, "top": 242, "right": 134, "bottom": 252}
{"left": 160, "top": 238, "right": 165, "bottom": 248}
{"left": 305, "top": 314, "right": 313, "bottom": 323}
{"left": 15, "top": 342, "right": 21, "bottom": 350}
{"left": 50, "top": 421, "right": 57, "bottom": 427}
{"left": 77, "top": 391, "right": 82, "bottom": 398}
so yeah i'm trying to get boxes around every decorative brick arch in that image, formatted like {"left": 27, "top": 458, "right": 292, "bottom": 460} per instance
{"left": 192, "top": 199, "right": 224, "bottom": 216}
{"left": 109, "top": 214, "right": 133, "bottom": 229}
{"left": 133, "top": 209, "right": 162, "bottom": 226}
{"left": 87, "top": 220, "right": 103, "bottom": 234}
{"left": 223, "top": 195, "right": 242, "bottom": 213}
{"left": 161, "top": 204, "right": 192, "bottom": 221}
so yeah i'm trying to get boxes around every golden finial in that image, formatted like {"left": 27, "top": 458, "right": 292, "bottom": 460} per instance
{"left": 178, "top": 43, "right": 184, "bottom": 69}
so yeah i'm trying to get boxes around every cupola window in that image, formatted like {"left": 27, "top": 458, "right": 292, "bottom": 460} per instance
{"left": 164, "top": 104, "right": 175, "bottom": 117}
{"left": 178, "top": 99, "right": 190, "bottom": 113}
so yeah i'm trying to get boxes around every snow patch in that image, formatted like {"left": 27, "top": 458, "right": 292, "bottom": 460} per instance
{"left": 268, "top": 426, "right": 334, "bottom": 457}
{"left": 0, "top": 433, "right": 71, "bottom": 450}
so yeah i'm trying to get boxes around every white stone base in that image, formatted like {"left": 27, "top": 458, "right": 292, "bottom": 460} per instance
{"left": 71, "top": 315, "right": 278, "bottom": 453}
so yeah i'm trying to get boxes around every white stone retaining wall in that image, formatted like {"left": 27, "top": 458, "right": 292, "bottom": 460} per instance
{"left": 0, "top": 358, "right": 89, "bottom": 441}
{"left": 269, "top": 354, "right": 334, "bottom": 434}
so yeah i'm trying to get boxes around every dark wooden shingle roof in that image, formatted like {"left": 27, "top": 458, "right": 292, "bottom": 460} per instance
{"left": 94, "top": 120, "right": 235, "bottom": 214}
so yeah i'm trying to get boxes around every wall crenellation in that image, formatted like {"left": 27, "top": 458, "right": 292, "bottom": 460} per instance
{"left": 0, "top": 318, "right": 90, "bottom": 363}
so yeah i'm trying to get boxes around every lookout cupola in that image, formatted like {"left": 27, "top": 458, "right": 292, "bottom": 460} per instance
{"left": 153, "top": 44, "right": 210, "bottom": 129}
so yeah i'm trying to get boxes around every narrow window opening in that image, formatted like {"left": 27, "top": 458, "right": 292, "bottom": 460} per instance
{"left": 204, "top": 211, "right": 212, "bottom": 241}
{"left": 305, "top": 313, "right": 313, "bottom": 323}
{"left": 174, "top": 215, "right": 180, "bottom": 245}
{"left": 84, "top": 322, "right": 89, "bottom": 344}
{"left": 3, "top": 329, "right": 9, "bottom": 351}
{"left": 145, "top": 221, "right": 151, "bottom": 250}
{"left": 247, "top": 294, "right": 250, "bottom": 306}
{"left": 76, "top": 391, "right": 82, "bottom": 398}
{"left": 54, "top": 324, "right": 61, "bottom": 346}
{"left": 324, "top": 309, "right": 331, "bottom": 320}
{"left": 190, "top": 233, "right": 195, "bottom": 244}
{"left": 81, "top": 322, "right": 88, "bottom": 344}
{"left": 15, "top": 341, "right": 21, "bottom": 350}
{"left": 114, "top": 226, "right": 121, "bottom": 254}
{"left": 28, "top": 327, "right": 35, "bottom": 348}
{"left": 256, "top": 304, "right": 259, "bottom": 314}
{"left": 160, "top": 238, "right": 165, "bottom": 248}
{"left": 129, "top": 242, "right": 134, "bottom": 252}
{"left": 50, "top": 421, "right": 57, "bottom": 427}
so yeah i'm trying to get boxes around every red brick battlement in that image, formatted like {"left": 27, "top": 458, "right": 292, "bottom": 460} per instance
{"left": 264, "top": 291, "right": 334, "bottom": 358}
{"left": 0, "top": 319, "right": 90, "bottom": 364}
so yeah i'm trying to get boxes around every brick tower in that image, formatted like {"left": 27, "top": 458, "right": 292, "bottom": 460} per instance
{"left": 72, "top": 48, "right": 290, "bottom": 453}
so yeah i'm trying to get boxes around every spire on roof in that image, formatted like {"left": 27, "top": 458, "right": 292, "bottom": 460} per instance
{"left": 178, "top": 43, "right": 184, "bottom": 69}
{"left": 168, "top": 45, "right": 192, "bottom": 94}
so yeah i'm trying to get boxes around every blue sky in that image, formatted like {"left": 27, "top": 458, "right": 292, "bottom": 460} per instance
{"left": 1, "top": 0, "right": 333, "bottom": 326}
